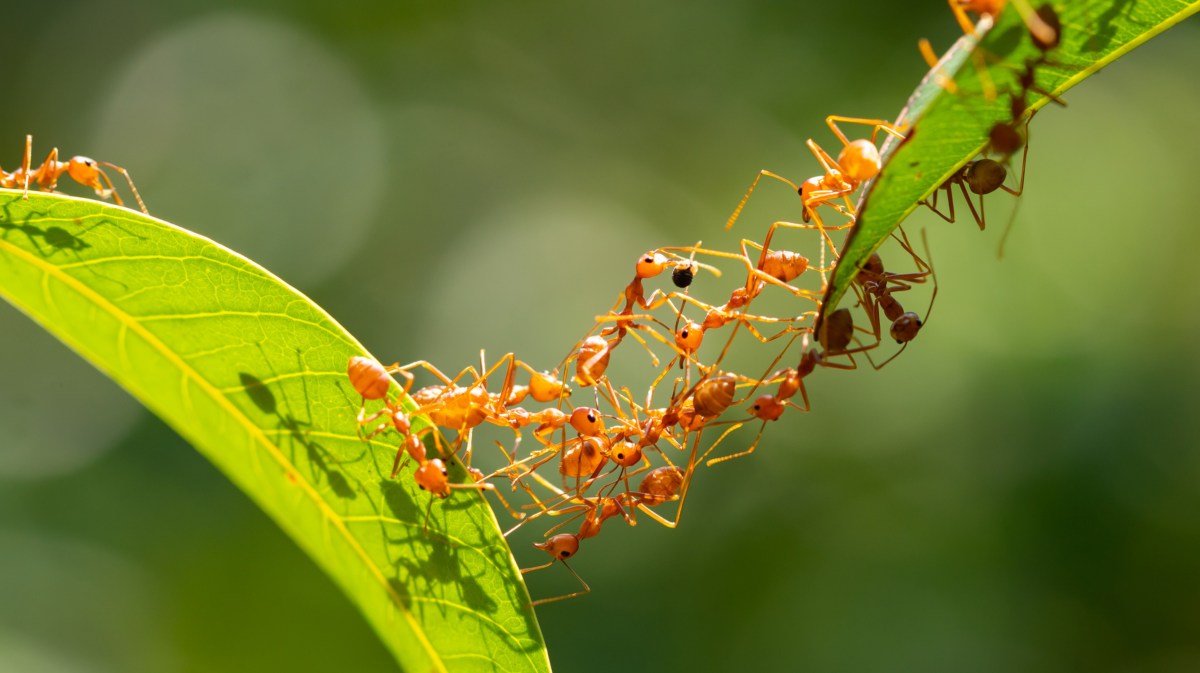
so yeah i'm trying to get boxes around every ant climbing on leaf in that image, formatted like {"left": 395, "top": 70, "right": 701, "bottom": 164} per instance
{"left": 726, "top": 116, "right": 907, "bottom": 273}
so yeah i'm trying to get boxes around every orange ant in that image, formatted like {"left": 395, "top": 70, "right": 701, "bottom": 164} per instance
{"left": 345, "top": 359, "right": 494, "bottom": 519}
{"left": 592, "top": 249, "right": 720, "bottom": 366}
{"left": 1, "top": 135, "right": 147, "bottom": 214}
{"left": 520, "top": 489, "right": 645, "bottom": 607}
{"left": 659, "top": 242, "right": 826, "bottom": 307}
{"left": 703, "top": 332, "right": 812, "bottom": 466}
{"left": 520, "top": 532, "right": 590, "bottom": 607}
{"left": 727, "top": 116, "right": 906, "bottom": 267}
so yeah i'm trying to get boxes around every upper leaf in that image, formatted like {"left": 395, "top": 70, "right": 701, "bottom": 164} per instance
{"left": 821, "top": 0, "right": 1200, "bottom": 315}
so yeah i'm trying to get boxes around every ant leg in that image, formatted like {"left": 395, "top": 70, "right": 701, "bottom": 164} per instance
{"left": 97, "top": 162, "right": 148, "bottom": 214}
{"left": 921, "top": 183, "right": 956, "bottom": 223}
{"left": 919, "top": 38, "right": 960, "bottom": 94}
{"left": 957, "top": 179, "right": 985, "bottom": 230}
{"left": 726, "top": 170, "right": 802, "bottom": 232}
{"left": 947, "top": 0, "right": 978, "bottom": 36}
{"left": 706, "top": 421, "right": 768, "bottom": 467}
{"left": 527, "top": 560, "right": 590, "bottom": 608}
{"left": 824, "top": 116, "right": 906, "bottom": 145}
{"left": 20, "top": 135, "right": 34, "bottom": 196}
{"left": 996, "top": 132, "right": 1032, "bottom": 258}
{"left": 696, "top": 422, "right": 747, "bottom": 467}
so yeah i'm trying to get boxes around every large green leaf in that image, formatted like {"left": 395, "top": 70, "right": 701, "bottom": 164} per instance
{"left": 0, "top": 190, "right": 550, "bottom": 673}
{"left": 821, "top": 0, "right": 1200, "bottom": 314}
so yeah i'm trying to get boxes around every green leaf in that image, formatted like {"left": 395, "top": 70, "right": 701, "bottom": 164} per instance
{"left": 821, "top": 0, "right": 1200, "bottom": 315}
{"left": 0, "top": 190, "right": 550, "bottom": 673}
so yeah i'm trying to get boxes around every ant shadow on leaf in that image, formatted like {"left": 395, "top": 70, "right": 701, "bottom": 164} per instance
{"left": 375, "top": 478, "right": 544, "bottom": 622}
{"left": 0, "top": 197, "right": 143, "bottom": 292}
{"left": 1085, "top": 0, "right": 1142, "bottom": 52}
{"left": 238, "top": 358, "right": 362, "bottom": 501}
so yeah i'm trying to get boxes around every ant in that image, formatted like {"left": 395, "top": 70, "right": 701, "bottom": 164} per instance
{"left": 659, "top": 242, "right": 827, "bottom": 307}
{"left": 1, "top": 135, "right": 147, "bottom": 214}
{"left": 811, "top": 306, "right": 880, "bottom": 370}
{"left": 701, "top": 331, "right": 812, "bottom": 467}
{"left": 920, "top": 156, "right": 1023, "bottom": 231}
{"left": 853, "top": 230, "right": 939, "bottom": 369}
{"left": 727, "top": 116, "right": 906, "bottom": 266}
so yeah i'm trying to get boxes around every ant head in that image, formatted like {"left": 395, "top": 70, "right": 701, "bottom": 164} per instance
{"left": 890, "top": 312, "right": 924, "bottom": 343}
{"left": 635, "top": 251, "right": 670, "bottom": 279}
{"left": 837, "top": 139, "right": 883, "bottom": 182}
{"left": 414, "top": 458, "right": 451, "bottom": 498}
{"left": 534, "top": 534, "right": 580, "bottom": 560}
{"left": 674, "top": 320, "right": 704, "bottom": 354}
{"left": 66, "top": 156, "right": 110, "bottom": 194}
{"left": 569, "top": 406, "right": 605, "bottom": 436}
{"left": 751, "top": 394, "right": 786, "bottom": 421}
{"left": 611, "top": 440, "right": 642, "bottom": 468}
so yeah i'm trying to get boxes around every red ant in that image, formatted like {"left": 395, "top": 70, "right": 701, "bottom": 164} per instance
{"left": 727, "top": 117, "right": 906, "bottom": 267}
{"left": 703, "top": 332, "right": 813, "bottom": 466}
{"left": 1, "top": 135, "right": 147, "bottom": 214}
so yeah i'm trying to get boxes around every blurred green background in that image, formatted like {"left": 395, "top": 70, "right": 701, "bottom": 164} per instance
{"left": 2, "top": 1, "right": 1199, "bottom": 671}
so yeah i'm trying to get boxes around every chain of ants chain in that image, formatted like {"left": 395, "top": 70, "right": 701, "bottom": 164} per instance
{"left": 344, "top": 111, "right": 954, "bottom": 606}
{"left": 10, "top": 2, "right": 1039, "bottom": 608}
